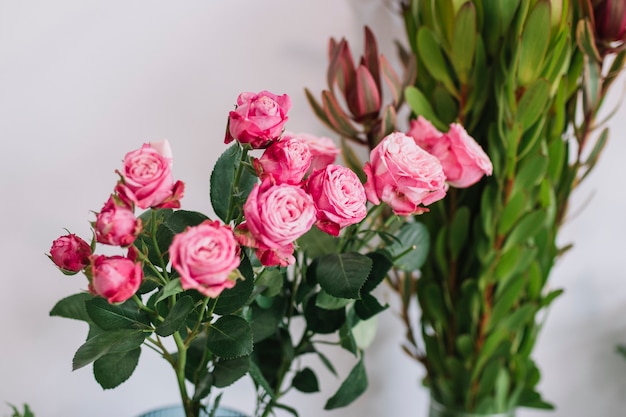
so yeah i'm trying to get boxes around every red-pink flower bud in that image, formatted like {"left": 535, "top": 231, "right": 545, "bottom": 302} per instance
{"left": 95, "top": 196, "right": 142, "bottom": 246}
{"left": 594, "top": 0, "right": 626, "bottom": 46}
{"left": 49, "top": 234, "right": 92, "bottom": 273}
{"left": 89, "top": 255, "right": 143, "bottom": 304}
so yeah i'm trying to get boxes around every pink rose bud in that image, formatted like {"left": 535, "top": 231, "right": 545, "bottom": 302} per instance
{"left": 117, "top": 140, "right": 185, "bottom": 209}
{"left": 95, "top": 196, "right": 142, "bottom": 246}
{"left": 306, "top": 165, "right": 367, "bottom": 236}
{"left": 89, "top": 255, "right": 143, "bottom": 304}
{"left": 169, "top": 220, "right": 241, "bottom": 298}
{"left": 225, "top": 91, "right": 291, "bottom": 149}
{"left": 408, "top": 117, "right": 492, "bottom": 188}
{"left": 295, "top": 132, "right": 340, "bottom": 173}
{"left": 594, "top": 0, "right": 626, "bottom": 46}
{"left": 237, "top": 178, "right": 316, "bottom": 266}
{"left": 254, "top": 135, "right": 312, "bottom": 185}
{"left": 364, "top": 132, "right": 447, "bottom": 216}
{"left": 49, "top": 234, "right": 92, "bottom": 273}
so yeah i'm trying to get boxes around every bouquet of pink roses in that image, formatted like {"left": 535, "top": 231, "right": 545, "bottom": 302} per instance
{"left": 48, "top": 89, "right": 470, "bottom": 417}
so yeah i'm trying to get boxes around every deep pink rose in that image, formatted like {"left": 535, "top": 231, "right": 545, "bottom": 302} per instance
{"left": 117, "top": 140, "right": 185, "bottom": 209}
{"left": 89, "top": 255, "right": 143, "bottom": 304}
{"left": 49, "top": 234, "right": 92, "bottom": 273}
{"left": 254, "top": 135, "right": 312, "bottom": 185}
{"left": 95, "top": 196, "right": 142, "bottom": 246}
{"left": 225, "top": 91, "right": 291, "bottom": 148}
{"left": 169, "top": 220, "right": 241, "bottom": 298}
{"left": 407, "top": 117, "right": 492, "bottom": 188}
{"left": 306, "top": 165, "right": 367, "bottom": 236}
{"left": 291, "top": 132, "right": 340, "bottom": 174}
{"left": 364, "top": 132, "right": 447, "bottom": 216}
{"left": 237, "top": 178, "right": 316, "bottom": 266}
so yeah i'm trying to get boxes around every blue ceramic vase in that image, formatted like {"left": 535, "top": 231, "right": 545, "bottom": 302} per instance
{"left": 138, "top": 405, "right": 247, "bottom": 417}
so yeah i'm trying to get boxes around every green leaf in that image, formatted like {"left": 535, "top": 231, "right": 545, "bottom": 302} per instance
{"left": 455, "top": 334, "right": 473, "bottom": 359}
{"left": 497, "top": 193, "right": 528, "bottom": 236}
{"left": 417, "top": 27, "right": 457, "bottom": 96}
{"left": 502, "top": 210, "right": 548, "bottom": 251}
{"left": 248, "top": 360, "right": 276, "bottom": 400}
{"left": 72, "top": 329, "right": 145, "bottom": 370}
{"left": 298, "top": 225, "right": 339, "bottom": 258}
{"left": 340, "top": 137, "right": 367, "bottom": 183}
{"left": 352, "top": 315, "right": 379, "bottom": 350}
{"left": 321, "top": 91, "right": 361, "bottom": 137}
{"left": 85, "top": 298, "right": 150, "bottom": 331}
{"left": 292, "top": 368, "right": 320, "bottom": 393}
{"left": 451, "top": 2, "right": 477, "bottom": 84}
{"left": 210, "top": 144, "right": 257, "bottom": 223}
{"left": 164, "top": 210, "right": 209, "bottom": 233}
{"left": 316, "top": 290, "right": 352, "bottom": 310}
{"left": 405, "top": 86, "right": 448, "bottom": 131}
{"left": 213, "top": 274, "right": 254, "bottom": 316}
{"left": 420, "top": 283, "right": 447, "bottom": 324}
{"left": 354, "top": 293, "right": 387, "bottom": 321}
{"left": 385, "top": 221, "right": 430, "bottom": 270}
{"left": 255, "top": 268, "right": 283, "bottom": 297}
{"left": 448, "top": 206, "right": 469, "bottom": 261}
{"left": 50, "top": 292, "right": 94, "bottom": 322}
{"left": 324, "top": 358, "right": 368, "bottom": 409}
{"left": 249, "top": 297, "right": 286, "bottom": 342}
{"left": 316, "top": 252, "right": 373, "bottom": 299}
{"left": 155, "top": 295, "right": 195, "bottom": 337}
{"left": 206, "top": 315, "right": 253, "bottom": 358}
{"left": 488, "top": 278, "right": 525, "bottom": 332}
{"left": 93, "top": 348, "right": 141, "bottom": 389}
{"left": 155, "top": 278, "right": 184, "bottom": 305}
{"left": 515, "top": 79, "right": 551, "bottom": 130}
{"left": 304, "top": 294, "right": 346, "bottom": 334}
{"left": 514, "top": 154, "right": 548, "bottom": 192}
{"left": 575, "top": 18, "right": 601, "bottom": 63}
{"left": 517, "top": 0, "right": 552, "bottom": 86}
{"left": 212, "top": 356, "right": 250, "bottom": 388}
{"left": 501, "top": 304, "right": 536, "bottom": 332}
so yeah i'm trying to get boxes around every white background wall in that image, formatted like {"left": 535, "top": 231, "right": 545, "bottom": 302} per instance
{"left": 1, "top": 1, "right": 625, "bottom": 416}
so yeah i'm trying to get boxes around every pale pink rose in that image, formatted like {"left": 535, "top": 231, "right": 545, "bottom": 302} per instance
{"left": 237, "top": 178, "right": 316, "bottom": 266}
{"left": 95, "top": 196, "right": 142, "bottom": 246}
{"left": 89, "top": 255, "right": 143, "bottom": 304}
{"left": 429, "top": 124, "right": 493, "bottom": 188}
{"left": 406, "top": 116, "right": 443, "bottom": 153}
{"left": 290, "top": 132, "right": 340, "bottom": 173}
{"left": 407, "top": 117, "right": 492, "bottom": 188}
{"left": 169, "top": 220, "right": 241, "bottom": 298}
{"left": 225, "top": 91, "right": 291, "bottom": 149}
{"left": 306, "top": 165, "right": 367, "bottom": 236}
{"left": 49, "top": 234, "right": 92, "bottom": 273}
{"left": 117, "top": 141, "right": 185, "bottom": 209}
{"left": 254, "top": 135, "right": 312, "bottom": 185}
{"left": 364, "top": 132, "right": 447, "bottom": 216}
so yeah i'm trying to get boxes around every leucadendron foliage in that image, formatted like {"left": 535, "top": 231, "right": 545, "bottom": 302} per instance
{"left": 399, "top": 0, "right": 626, "bottom": 413}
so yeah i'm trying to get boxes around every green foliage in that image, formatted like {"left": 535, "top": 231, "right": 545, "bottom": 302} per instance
{"left": 6, "top": 404, "right": 34, "bottom": 417}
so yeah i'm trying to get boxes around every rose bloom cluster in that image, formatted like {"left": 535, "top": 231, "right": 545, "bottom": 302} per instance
{"left": 49, "top": 90, "right": 492, "bottom": 306}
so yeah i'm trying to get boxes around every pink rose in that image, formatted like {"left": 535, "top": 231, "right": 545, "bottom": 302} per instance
{"left": 254, "top": 135, "right": 312, "bottom": 185}
{"left": 364, "top": 132, "right": 447, "bottom": 216}
{"left": 95, "top": 196, "right": 142, "bottom": 246}
{"left": 292, "top": 132, "right": 340, "bottom": 173}
{"left": 237, "top": 178, "right": 316, "bottom": 266}
{"left": 169, "top": 220, "right": 241, "bottom": 298}
{"left": 407, "top": 117, "right": 493, "bottom": 188}
{"left": 49, "top": 234, "right": 92, "bottom": 273}
{"left": 116, "top": 140, "right": 185, "bottom": 209}
{"left": 89, "top": 255, "right": 143, "bottom": 303}
{"left": 306, "top": 165, "right": 367, "bottom": 236}
{"left": 225, "top": 91, "right": 291, "bottom": 149}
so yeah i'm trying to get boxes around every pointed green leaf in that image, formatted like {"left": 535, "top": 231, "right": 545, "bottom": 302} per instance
{"left": 155, "top": 278, "right": 183, "bottom": 305}
{"left": 405, "top": 86, "right": 448, "bottom": 131}
{"left": 576, "top": 18, "right": 601, "bottom": 63}
{"left": 214, "top": 273, "right": 254, "bottom": 316}
{"left": 292, "top": 367, "right": 320, "bottom": 393}
{"left": 516, "top": 79, "right": 551, "bottom": 130}
{"left": 248, "top": 360, "right": 276, "bottom": 400}
{"left": 502, "top": 210, "right": 548, "bottom": 251}
{"left": 385, "top": 221, "right": 430, "bottom": 271}
{"left": 304, "top": 88, "right": 333, "bottom": 129}
{"left": 517, "top": 0, "right": 552, "bottom": 86}
{"left": 72, "top": 329, "right": 145, "bottom": 370}
{"left": 417, "top": 27, "right": 458, "bottom": 96}
{"left": 451, "top": 2, "right": 477, "bottom": 84}
{"left": 93, "top": 348, "right": 141, "bottom": 389}
{"left": 322, "top": 91, "right": 361, "bottom": 137}
{"left": 316, "top": 252, "right": 373, "bottom": 299}
{"left": 212, "top": 355, "right": 250, "bottom": 388}
{"left": 206, "top": 315, "right": 253, "bottom": 358}
{"left": 324, "top": 358, "right": 368, "bottom": 409}
{"left": 340, "top": 137, "right": 366, "bottom": 183}
{"left": 155, "top": 295, "right": 194, "bottom": 337}
{"left": 50, "top": 292, "right": 94, "bottom": 322}
{"left": 85, "top": 298, "right": 150, "bottom": 331}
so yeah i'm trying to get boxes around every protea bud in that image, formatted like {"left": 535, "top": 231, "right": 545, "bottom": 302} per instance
{"left": 593, "top": 0, "right": 626, "bottom": 52}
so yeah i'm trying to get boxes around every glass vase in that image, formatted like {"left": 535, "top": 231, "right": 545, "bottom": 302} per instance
{"left": 137, "top": 404, "right": 247, "bottom": 417}
{"left": 428, "top": 398, "right": 515, "bottom": 417}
